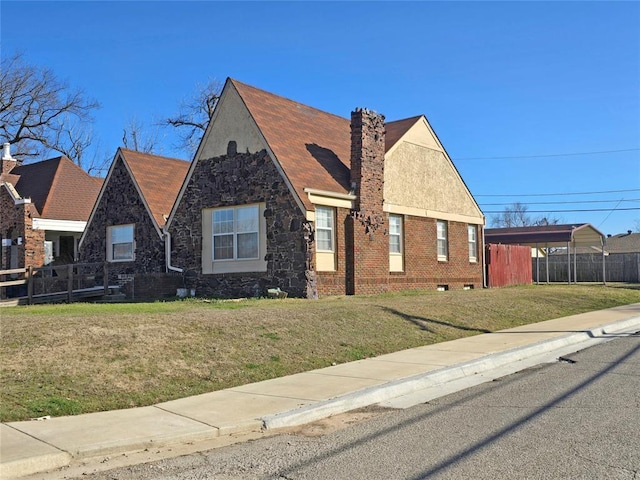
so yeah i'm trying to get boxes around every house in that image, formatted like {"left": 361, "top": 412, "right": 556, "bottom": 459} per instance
{"left": 166, "top": 79, "right": 485, "bottom": 299}
{"left": 0, "top": 143, "right": 102, "bottom": 271}
{"left": 78, "top": 149, "right": 189, "bottom": 292}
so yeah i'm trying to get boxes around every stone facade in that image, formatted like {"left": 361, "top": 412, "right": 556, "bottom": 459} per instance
{"left": 169, "top": 148, "right": 316, "bottom": 299}
{"left": 78, "top": 156, "right": 166, "bottom": 283}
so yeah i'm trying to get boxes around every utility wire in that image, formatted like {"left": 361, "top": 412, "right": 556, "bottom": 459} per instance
{"left": 455, "top": 148, "right": 640, "bottom": 160}
{"left": 479, "top": 198, "right": 640, "bottom": 206}
{"left": 483, "top": 207, "right": 640, "bottom": 213}
{"left": 475, "top": 188, "right": 640, "bottom": 197}
{"left": 597, "top": 199, "right": 625, "bottom": 228}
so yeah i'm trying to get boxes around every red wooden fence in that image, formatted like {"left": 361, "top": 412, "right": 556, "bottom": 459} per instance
{"left": 486, "top": 244, "right": 532, "bottom": 288}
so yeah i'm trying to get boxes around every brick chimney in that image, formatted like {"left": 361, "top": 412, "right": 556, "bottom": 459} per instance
{"left": 346, "top": 108, "right": 389, "bottom": 295}
{"left": 350, "top": 108, "right": 385, "bottom": 231}
{"left": 2, "top": 142, "right": 18, "bottom": 175}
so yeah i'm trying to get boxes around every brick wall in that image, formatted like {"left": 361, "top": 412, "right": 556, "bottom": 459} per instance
{"left": 1, "top": 188, "right": 45, "bottom": 270}
{"left": 169, "top": 148, "right": 315, "bottom": 299}
{"left": 79, "top": 156, "right": 166, "bottom": 282}
{"left": 316, "top": 107, "right": 484, "bottom": 295}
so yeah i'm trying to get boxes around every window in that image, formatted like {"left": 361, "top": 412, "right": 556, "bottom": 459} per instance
{"left": 468, "top": 225, "right": 477, "bottom": 262}
{"left": 389, "top": 215, "right": 402, "bottom": 254}
{"left": 213, "top": 205, "right": 259, "bottom": 260}
{"left": 107, "top": 224, "right": 134, "bottom": 262}
{"left": 437, "top": 220, "right": 448, "bottom": 261}
{"left": 315, "top": 206, "right": 334, "bottom": 252}
{"left": 315, "top": 206, "right": 336, "bottom": 271}
{"left": 389, "top": 214, "right": 404, "bottom": 272}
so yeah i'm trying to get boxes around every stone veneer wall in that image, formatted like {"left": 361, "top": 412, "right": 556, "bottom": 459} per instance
{"left": 169, "top": 149, "right": 316, "bottom": 299}
{"left": 78, "top": 156, "right": 166, "bottom": 283}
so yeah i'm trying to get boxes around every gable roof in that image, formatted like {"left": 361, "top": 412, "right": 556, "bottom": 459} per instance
{"left": 8, "top": 156, "right": 102, "bottom": 221}
{"left": 604, "top": 232, "right": 640, "bottom": 254}
{"left": 118, "top": 149, "right": 190, "bottom": 229}
{"left": 485, "top": 223, "right": 605, "bottom": 247}
{"left": 229, "top": 79, "right": 419, "bottom": 211}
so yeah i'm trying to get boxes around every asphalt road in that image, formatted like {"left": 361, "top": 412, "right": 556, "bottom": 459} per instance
{"left": 65, "top": 334, "right": 639, "bottom": 480}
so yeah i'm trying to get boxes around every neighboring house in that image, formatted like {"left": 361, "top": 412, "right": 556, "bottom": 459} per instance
{"left": 79, "top": 148, "right": 189, "bottom": 281}
{"left": 0, "top": 143, "right": 102, "bottom": 270}
{"left": 167, "top": 79, "right": 485, "bottom": 299}
{"left": 602, "top": 230, "right": 640, "bottom": 254}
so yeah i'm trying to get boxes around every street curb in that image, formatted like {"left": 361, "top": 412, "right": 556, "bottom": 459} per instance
{"left": 261, "top": 316, "right": 640, "bottom": 430}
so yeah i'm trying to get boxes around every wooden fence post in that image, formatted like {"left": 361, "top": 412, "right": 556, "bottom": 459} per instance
{"left": 104, "top": 262, "right": 109, "bottom": 295}
{"left": 27, "top": 266, "right": 33, "bottom": 305}
{"left": 67, "top": 264, "right": 73, "bottom": 303}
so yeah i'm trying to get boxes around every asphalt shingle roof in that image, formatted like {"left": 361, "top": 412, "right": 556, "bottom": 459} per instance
{"left": 10, "top": 156, "right": 102, "bottom": 221}
{"left": 230, "top": 79, "right": 419, "bottom": 211}
{"left": 119, "top": 149, "right": 190, "bottom": 228}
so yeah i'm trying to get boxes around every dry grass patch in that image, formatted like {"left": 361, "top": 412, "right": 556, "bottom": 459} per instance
{"left": 1, "top": 284, "right": 638, "bottom": 421}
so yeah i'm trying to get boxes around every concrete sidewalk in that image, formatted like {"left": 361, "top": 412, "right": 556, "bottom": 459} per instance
{"left": 2, "top": 303, "right": 639, "bottom": 479}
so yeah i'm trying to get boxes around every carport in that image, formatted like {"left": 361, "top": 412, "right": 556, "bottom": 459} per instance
{"left": 484, "top": 224, "right": 607, "bottom": 285}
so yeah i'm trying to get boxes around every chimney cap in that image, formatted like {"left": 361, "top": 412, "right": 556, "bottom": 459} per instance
{"left": 2, "top": 142, "right": 14, "bottom": 161}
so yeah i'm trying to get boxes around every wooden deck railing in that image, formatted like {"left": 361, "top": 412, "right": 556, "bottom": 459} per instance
{"left": 0, "top": 262, "right": 109, "bottom": 305}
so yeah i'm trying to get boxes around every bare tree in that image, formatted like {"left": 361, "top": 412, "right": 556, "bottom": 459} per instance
{"left": 490, "top": 202, "right": 531, "bottom": 227}
{"left": 165, "top": 79, "right": 221, "bottom": 156}
{"left": 490, "top": 202, "right": 561, "bottom": 228}
{"left": 0, "top": 53, "right": 99, "bottom": 168}
{"left": 122, "top": 116, "right": 161, "bottom": 153}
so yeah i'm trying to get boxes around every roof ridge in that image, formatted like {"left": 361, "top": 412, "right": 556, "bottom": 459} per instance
{"left": 119, "top": 148, "right": 188, "bottom": 164}
{"left": 229, "top": 78, "right": 350, "bottom": 122}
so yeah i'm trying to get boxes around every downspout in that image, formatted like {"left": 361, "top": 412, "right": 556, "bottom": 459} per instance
{"left": 164, "top": 229, "right": 183, "bottom": 273}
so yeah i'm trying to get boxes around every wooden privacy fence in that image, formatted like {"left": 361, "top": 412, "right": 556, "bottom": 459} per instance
{"left": 0, "top": 262, "right": 110, "bottom": 305}
{"left": 485, "top": 244, "right": 533, "bottom": 288}
{"left": 534, "top": 253, "right": 640, "bottom": 283}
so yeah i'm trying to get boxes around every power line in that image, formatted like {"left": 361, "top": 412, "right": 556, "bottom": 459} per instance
{"left": 483, "top": 207, "right": 640, "bottom": 213}
{"left": 475, "top": 188, "right": 640, "bottom": 197}
{"left": 479, "top": 198, "right": 640, "bottom": 206}
{"left": 455, "top": 148, "right": 640, "bottom": 161}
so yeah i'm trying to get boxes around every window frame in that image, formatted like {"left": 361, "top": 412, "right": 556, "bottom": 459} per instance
{"left": 389, "top": 214, "right": 404, "bottom": 272}
{"left": 315, "top": 206, "right": 335, "bottom": 253}
{"left": 389, "top": 214, "right": 403, "bottom": 255}
{"left": 107, "top": 224, "right": 135, "bottom": 262}
{"left": 437, "top": 220, "right": 448, "bottom": 261}
{"left": 468, "top": 225, "right": 478, "bottom": 262}
{"left": 212, "top": 205, "right": 260, "bottom": 262}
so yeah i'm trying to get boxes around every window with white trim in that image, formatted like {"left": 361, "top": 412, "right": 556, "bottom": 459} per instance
{"left": 389, "top": 214, "right": 404, "bottom": 272}
{"left": 213, "top": 205, "right": 259, "bottom": 260}
{"left": 468, "top": 225, "right": 477, "bottom": 262}
{"left": 437, "top": 220, "right": 448, "bottom": 261}
{"left": 107, "top": 224, "right": 134, "bottom": 262}
{"left": 315, "top": 206, "right": 334, "bottom": 252}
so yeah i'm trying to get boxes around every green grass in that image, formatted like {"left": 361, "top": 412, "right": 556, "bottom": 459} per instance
{"left": 1, "top": 284, "right": 638, "bottom": 422}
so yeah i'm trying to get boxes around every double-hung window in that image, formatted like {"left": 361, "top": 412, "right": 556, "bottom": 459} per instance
{"left": 315, "top": 206, "right": 334, "bottom": 252}
{"left": 437, "top": 220, "right": 448, "bottom": 261}
{"left": 315, "top": 206, "right": 336, "bottom": 271}
{"left": 213, "top": 205, "right": 259, "bottom": 261}
{"left": 468, "top": 225, "right": 477, "bottom": 262}
{"left": 107, "top": 224, "right": 134, "bottom": 262}
{"left": 389, "top": 214, "right": 404, "bottom": 272}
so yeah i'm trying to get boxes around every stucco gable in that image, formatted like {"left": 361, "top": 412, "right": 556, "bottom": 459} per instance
{"left": 384, "top": 117, "right": 484, "bottom": 223}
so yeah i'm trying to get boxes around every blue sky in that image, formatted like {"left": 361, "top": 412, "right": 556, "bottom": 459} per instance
{"left": 2, "top": 1, "right": 639, "bottom": 235}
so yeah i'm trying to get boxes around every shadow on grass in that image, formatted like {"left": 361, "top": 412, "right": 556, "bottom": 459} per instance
{"left": 379, "top": 306, "right": 492, "bottom": 334}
